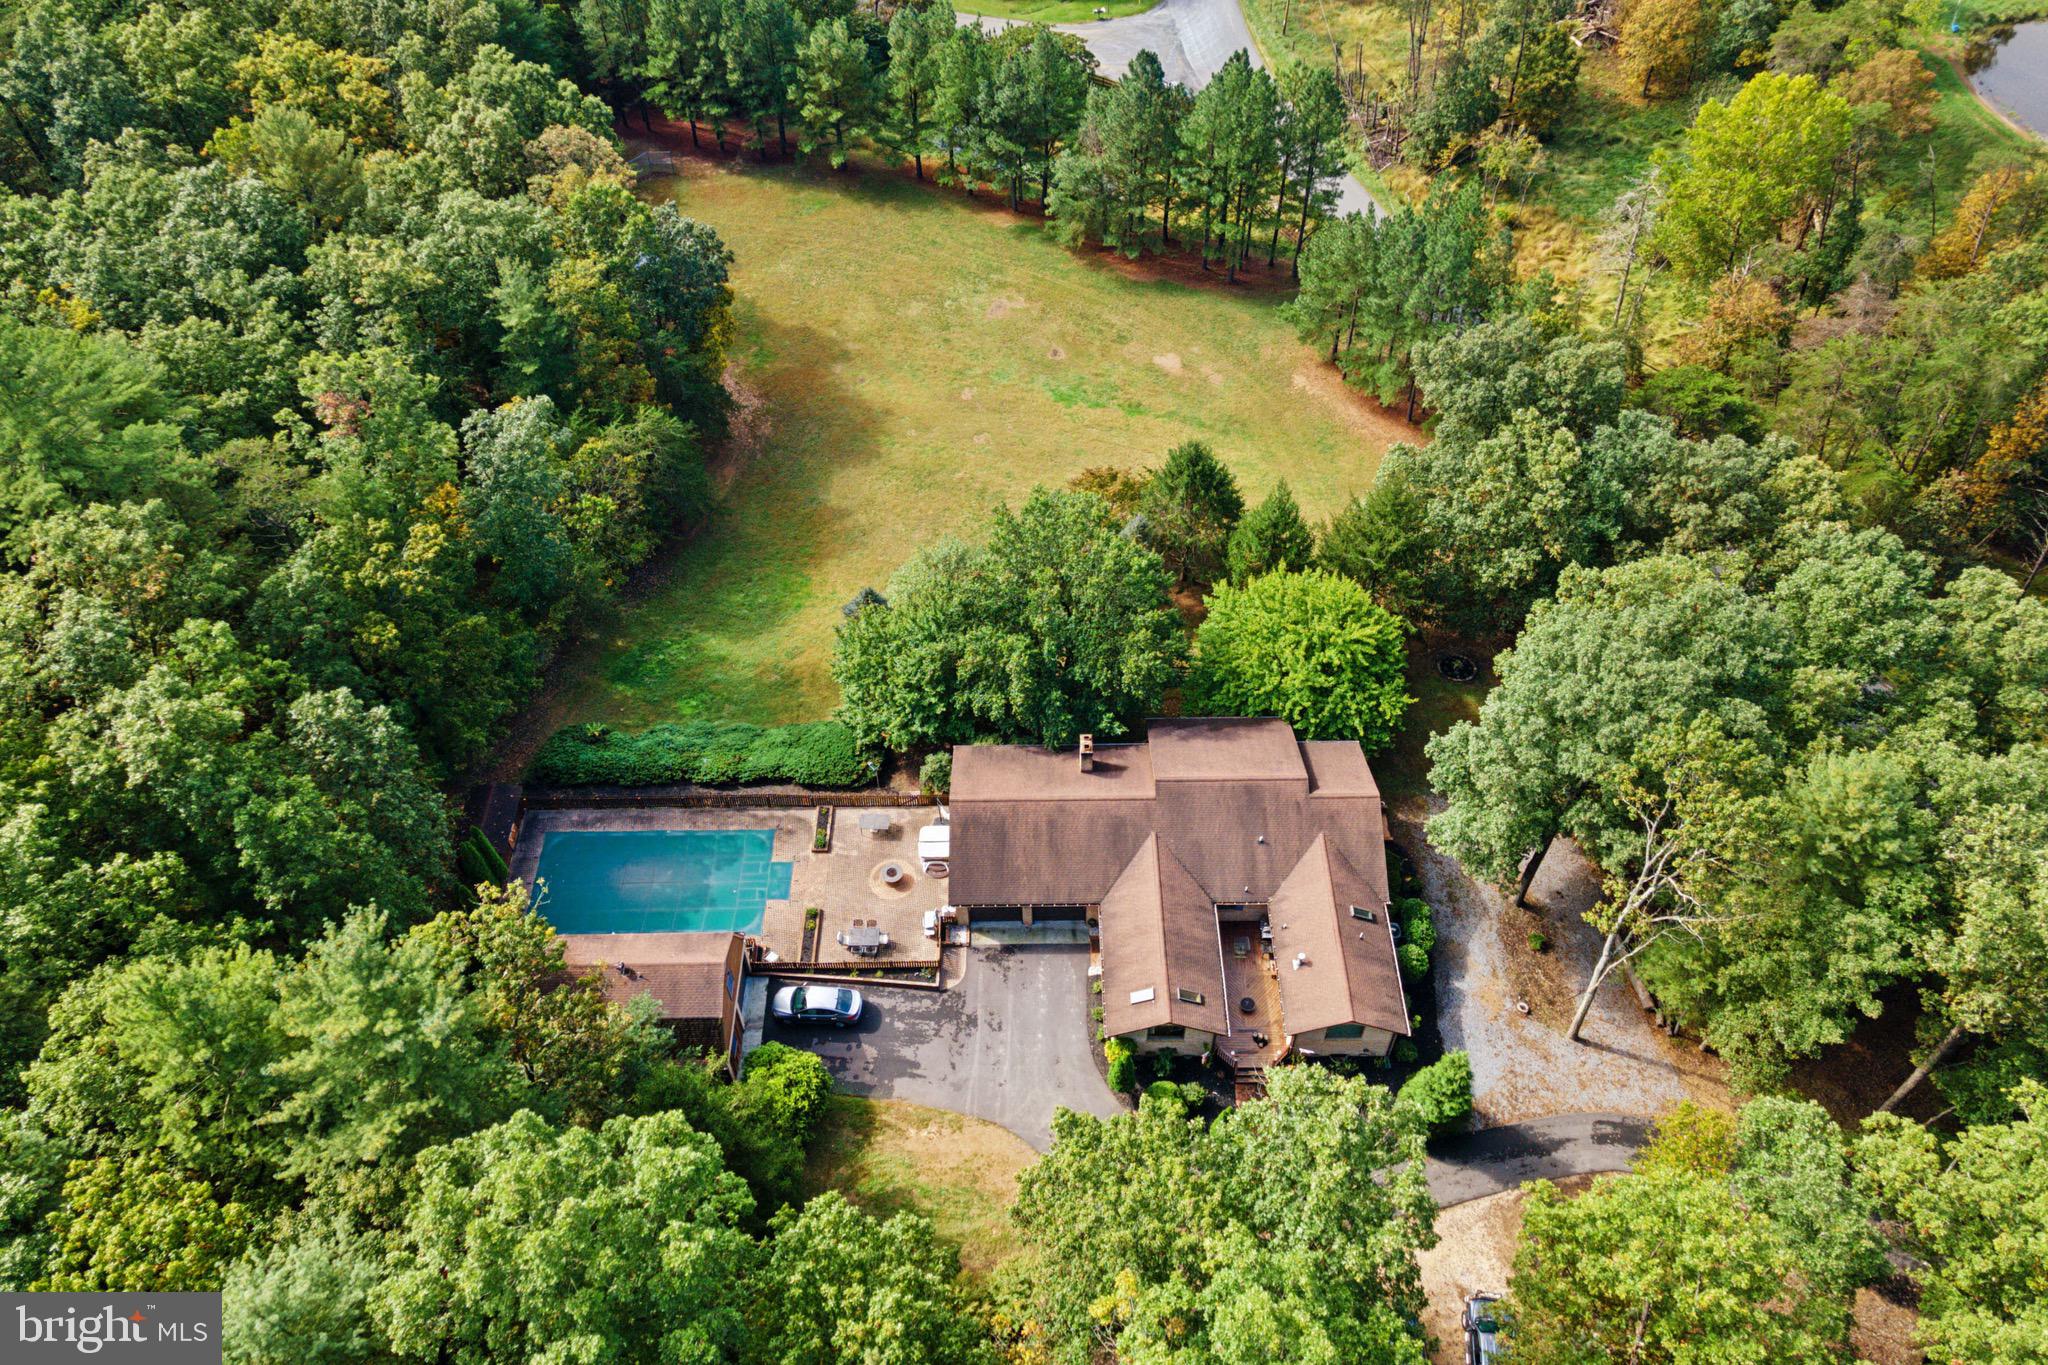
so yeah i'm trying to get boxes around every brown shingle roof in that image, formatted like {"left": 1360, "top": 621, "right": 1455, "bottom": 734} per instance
{"left": 1267, "top": 836, "right": 1409, "bottom": 1035}
{"left": 558, "top": 931, "right": 738, "bottom": 1021}
{"left": 1097, "top": 837, "right": 1230, "bottom": 1036}
{"left": 1301, "top": 740, "right": 1381, "bottom": 798}
{"left": 952, "top": 741, "right": 1154, "bottom": 802}
{"left": 1149, "top": 717, "right": 1308, "bottom": 783}
{"left": 950, "top": 718, "right": 1406, "bottom": 1040}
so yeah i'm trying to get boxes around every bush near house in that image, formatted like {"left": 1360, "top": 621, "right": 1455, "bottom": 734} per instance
{"left": 1396, "top": 1049, "right": 1473, "bottom": 1135}
{"left": 530, "top": 720, "right": 876, "bottom": 787}
{"left": 1394, "top": 896, "right": 1436, "bottom": 980}
{"left": 1105, "top": 1038, "right": 1137, "bottom": 1093}
{"left": 918, "top": 752, "right": 952, "bottom": 798}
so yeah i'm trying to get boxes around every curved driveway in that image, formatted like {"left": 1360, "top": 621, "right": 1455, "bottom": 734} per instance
{"left": 964, "top": 0, "right": 1383, "bottom": 217}
{"left": 1425, "top": 1112, "right": 1651, "bottom": 1206}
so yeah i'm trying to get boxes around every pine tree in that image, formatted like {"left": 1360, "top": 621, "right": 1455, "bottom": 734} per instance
{"left": 1226, "top": 481, "right": 1316, "bottom": 583}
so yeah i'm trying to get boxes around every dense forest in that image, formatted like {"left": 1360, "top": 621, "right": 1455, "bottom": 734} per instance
{"left": 3, "top": 0, "right": 2047, "bottom": 1353}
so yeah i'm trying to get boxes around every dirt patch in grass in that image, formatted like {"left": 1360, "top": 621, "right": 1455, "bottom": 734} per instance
{"left": 802, "top": 1093, "right": 1038, "bottom": 1285}
{"left": 1417, "top": 1175, "right": 1598, "bottom": 1364}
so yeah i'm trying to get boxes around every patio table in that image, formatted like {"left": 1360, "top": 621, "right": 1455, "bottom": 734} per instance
{"left": 842, "top": 924, "right": 885, "bottom": 954}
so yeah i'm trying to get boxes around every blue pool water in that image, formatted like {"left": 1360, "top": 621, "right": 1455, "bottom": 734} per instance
{"left": 533, "top": 829, "right": 792, "bottom": 935}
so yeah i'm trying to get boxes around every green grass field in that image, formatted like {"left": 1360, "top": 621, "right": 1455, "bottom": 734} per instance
{"left": 554, "top": 152, "right": 1408, "bottom": 731}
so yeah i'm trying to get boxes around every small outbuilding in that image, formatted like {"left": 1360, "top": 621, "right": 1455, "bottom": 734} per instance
{"left": 558, "top": 930, "right": 747, "bottom": 1075}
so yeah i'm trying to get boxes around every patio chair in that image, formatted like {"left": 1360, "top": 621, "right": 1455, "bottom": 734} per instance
{"left": 877, "top": 933, "right": 890, "bottom": 948}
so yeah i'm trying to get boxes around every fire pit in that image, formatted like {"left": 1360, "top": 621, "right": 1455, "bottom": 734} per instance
{"left": 1239, "top": 996, "right": 1257, "bottom": 1015}
{"left": 1438, "top": 653, "right": 1479, "bottom": 683}
{"left": 880, "top": 861, "right": 906, "bottom": 887}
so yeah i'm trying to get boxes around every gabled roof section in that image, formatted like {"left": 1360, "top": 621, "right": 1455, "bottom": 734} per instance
{"left": 1267, "top": 835, "right": 1409, "bottom": 1036}
{"left": 1301, "top": 740, "right": 1381, "bottom": 798}
{"left": 1098, "top": 836, "right": 1229, "bottom": 1037}
{"left": 1148, "top": 717, "right": 1307, "bottom": 785}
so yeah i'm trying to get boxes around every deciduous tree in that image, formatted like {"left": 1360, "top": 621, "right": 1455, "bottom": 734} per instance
{"left": 1189, "top": 569, "right": 1411, "bottom": 749}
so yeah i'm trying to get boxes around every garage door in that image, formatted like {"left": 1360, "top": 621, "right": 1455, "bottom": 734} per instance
{"left": 967, "top": 905, "right": 1024, "bottom": 923}
{"left": 1033, "top": 904, "right": 1089, "bottom": 922}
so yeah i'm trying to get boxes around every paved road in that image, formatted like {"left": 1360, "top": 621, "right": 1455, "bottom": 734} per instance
{"left": 1425, "top": 1112, "right": 1652, "bottom": 1207}
{"left": 964, "top": 0, "right": 1382, "bottom": 217}
{"left": 762, "top": 930, "right": 1125, "bottom": 1151}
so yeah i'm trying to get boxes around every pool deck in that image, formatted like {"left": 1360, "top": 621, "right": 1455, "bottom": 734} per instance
{"left": 512, "top": 805, "right": 947, "bottom": 970}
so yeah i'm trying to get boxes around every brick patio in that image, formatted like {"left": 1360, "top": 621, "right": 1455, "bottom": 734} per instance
{"left": 511, "top": 804, "right": 947, "bottom": 970}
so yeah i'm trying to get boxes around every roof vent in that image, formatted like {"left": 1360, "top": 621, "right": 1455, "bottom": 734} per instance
{"left": 1128, "top": 986, "right": 1155, "bottom": 1005}
{"left": 1078, "top": 733, "right": 1095, "bottom": 773}
{"left": 1256, "top": 833, "right": 1266, "bottom": 845}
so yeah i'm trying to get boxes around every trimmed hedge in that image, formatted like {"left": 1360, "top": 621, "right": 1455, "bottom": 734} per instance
{"left": 529, "top": 720, "right": 878, "bottom": 788}
{"left": 455, "top": 827, "right": 510, "bottom": 890}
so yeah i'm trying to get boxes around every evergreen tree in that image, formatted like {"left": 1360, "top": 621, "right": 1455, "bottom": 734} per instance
{"left": 792, "top": 17, "right": 878, "bottom": 169}
{"left": 1139, "top": 439, "right": 1244, "bottom": 586}
{"left": 1226, "top": 480, "right": 1316, "bottom": 582}
{"left": 886, "top": 0, "right": 948, "bottom": 179}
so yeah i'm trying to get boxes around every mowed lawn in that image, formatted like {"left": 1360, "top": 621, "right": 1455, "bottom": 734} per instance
{"left": 562, "top": 153, "right": 1408, "bottom": 729}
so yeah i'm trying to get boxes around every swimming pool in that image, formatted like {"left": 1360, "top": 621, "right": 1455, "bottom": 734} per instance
{"left": 532, "top": 829, "right": 793, "bottom": 935}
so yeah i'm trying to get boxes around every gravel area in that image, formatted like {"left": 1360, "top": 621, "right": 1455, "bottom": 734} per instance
{"left": 1394, "top": 797, "right": 1728, "bottom": 1127}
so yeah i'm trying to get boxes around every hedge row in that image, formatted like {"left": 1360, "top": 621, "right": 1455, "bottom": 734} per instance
{"left": 529, "top": 720, "right": 878, "bottom": 789}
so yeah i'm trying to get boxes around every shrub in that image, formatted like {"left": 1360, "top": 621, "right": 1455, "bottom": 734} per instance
{"left": 1141, "top": 1080, "right": 1207, "bottom": 1115}
{"left": 1396, "top": 1049, "right": 1472, "bottom": 1135}
{"left": 1392, "top": 1037, "right": 1419, "bottom": 1066}
{"left": 736, "top": 1042, "right": 834, "bottom": 1137}
{"left": 529, "top": 720, "right": 876, "bottom": 788}
{"left": 1397, "top": 941, "right": 1430, "bottom": 981}
{"left": 1528, "top": 930, "right": 1549, "bottom": 953}
{"left": 918, "top": 751, "right": 952, "bottom": 798}
{"left": 1395, "top": 897, "right": 1435, "bottom": 955}
{"left": 1104, "top": 1037, "right": 1136, "bottom": 1093}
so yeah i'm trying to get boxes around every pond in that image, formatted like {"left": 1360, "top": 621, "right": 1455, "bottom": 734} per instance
{"left": 1973, "top": 21, "right": 2048, "bottom": 140}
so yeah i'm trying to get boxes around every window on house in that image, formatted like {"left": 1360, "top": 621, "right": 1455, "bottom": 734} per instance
{"left": 1349, "top": 905, "right": 1377, "bottom": 923}
{"left": 1324, "top": 1023, "right": 1366, "bottom": 1039}
{"left": 1176, "top": 988, "right": 1205, "bottom": 1005}
{"left": 1148, "top": 1025, "right": 1186, "bottom": 1039}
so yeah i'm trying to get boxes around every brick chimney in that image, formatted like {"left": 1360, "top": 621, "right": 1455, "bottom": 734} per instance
{"left": 1078, "top": 733, "right": 1095, "bottom": 773}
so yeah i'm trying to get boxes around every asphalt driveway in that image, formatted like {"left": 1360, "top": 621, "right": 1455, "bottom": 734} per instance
{"left": 1425, "top": 1113, "right": 1652, "bottom": 1206}
{"left": 763, "top": 930, "right": 1126, "bottom": 1151}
